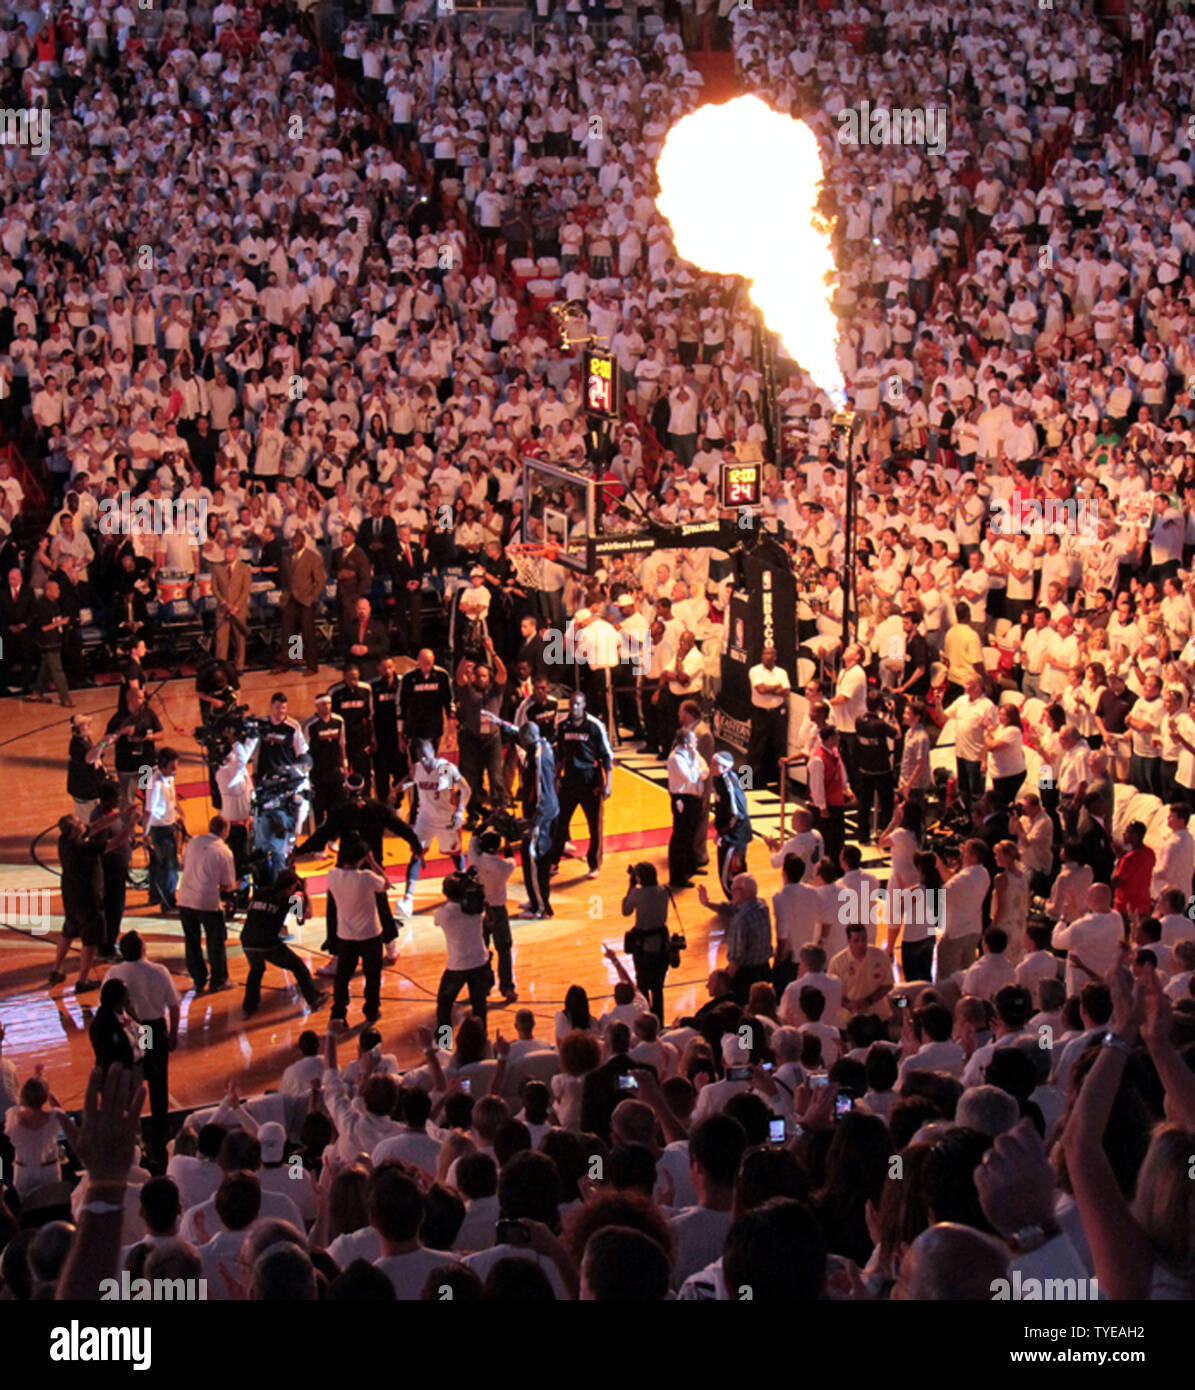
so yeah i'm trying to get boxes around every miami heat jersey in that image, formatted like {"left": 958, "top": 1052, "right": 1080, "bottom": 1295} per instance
{"left": 412, "top": 758, "right": 464, "bottom": 825}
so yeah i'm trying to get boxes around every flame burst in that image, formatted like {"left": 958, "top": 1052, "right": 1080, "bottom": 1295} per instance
{"left": 655, "top": 94, "right": 844, "bottom": 401}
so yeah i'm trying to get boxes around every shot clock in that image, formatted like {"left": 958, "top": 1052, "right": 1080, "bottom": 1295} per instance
{"left": 584, "top": 349, "right": 619, "bottom": 417}
{"left": 720, "top": 460, "right": 762, "bottom": 509}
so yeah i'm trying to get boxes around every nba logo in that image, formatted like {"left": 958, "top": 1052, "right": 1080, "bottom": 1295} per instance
{"left": 734, "top": 619, "right": 744, "bottom": 649}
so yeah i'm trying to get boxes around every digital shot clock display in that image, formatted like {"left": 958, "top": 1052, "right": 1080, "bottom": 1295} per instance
{"left": 584, "top": 349, "right": 618, "bottom": 417}
{"left": 721, "top": 461, "right": 762, "bottom": 508}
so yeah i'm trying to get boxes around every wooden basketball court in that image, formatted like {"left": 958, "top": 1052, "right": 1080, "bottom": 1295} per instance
{"left": 0, "top": 669, "right": 795, "bottom": 1112}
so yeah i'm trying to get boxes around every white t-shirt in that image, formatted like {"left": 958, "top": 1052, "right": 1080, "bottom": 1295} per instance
{"left": 327, "top": 867, "right": 386, "bottom": 940}
{"left": 375, "top": 1247, "right": 459, "bottom": 1299}
{"left": 177, "top": 835, "right": 237, "bottom": 911}
{"left": 434, "top": 903, "right": 489, "bottom": 972}
{"left": 947, "top": 695, "right": 996, "bottom": 761}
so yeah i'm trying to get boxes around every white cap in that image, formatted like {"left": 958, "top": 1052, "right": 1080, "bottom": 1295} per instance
{"left": 258, "top": 1121, "right": 286, "bottom": 1164}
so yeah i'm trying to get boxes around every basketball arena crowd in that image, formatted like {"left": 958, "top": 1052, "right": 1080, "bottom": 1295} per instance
{"left": 0, "top": 0, "right": 1193, "bottom": 1311}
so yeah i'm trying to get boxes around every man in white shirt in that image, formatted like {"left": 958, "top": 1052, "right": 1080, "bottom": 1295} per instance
{"left": 373, "top": 1088, "right": 442, "bottom": 1176}
{"left": 372, "top": 1164, "right": 460, "bottom": 1299}
{"left": 327, "top": 838, "right": 387, "bottom": 1027}
{"left": 1051, "top": 883, "right": 1126, "bottom": 996}
{"left": 747, "top": 645, "right": 791, "bottom": 789}
{"left": 107, "top": 929, "right": 180, "bottom": 1164}
{"left": 946, "top": 675, "right": 997, "bottom": 807}
{"left": 177, "top": 813, "right": 237, "bottom": 994}
{"left": 939, "top": 839, "right": 991, "bottom": 976}
{"left": 779, "top": 943, "right": 843, "bottom": 1026}
{"left": 900, "top": 1001, "right": 966, "bottom": 1079}
{"left": 960, "top": 928, "right": 1018, "bottom": 1000}
{"left": 829, "top": 644, "right": 867, "bottom": 785}
{"left": 433, "top": 870, "right": 492, "bottom": 1032}
{"left": 1151, "top": 802, "right": 1195, "bottom": 901}
{"left": 767, "top": 808, "right": 824, "bottom": 884}
{"left": 772, "top": 855, "right": 824, "bottom": 994}
{"left": 668, "top": 1112, "right": 746, "bottom": 1291}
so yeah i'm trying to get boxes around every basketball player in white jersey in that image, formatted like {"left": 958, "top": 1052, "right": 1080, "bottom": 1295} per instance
{"left": 397, "top": 738, "right": 470, "bottom": 915}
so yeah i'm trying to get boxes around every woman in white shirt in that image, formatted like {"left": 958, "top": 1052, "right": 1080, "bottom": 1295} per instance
{"left": 984, "top": 703, "right": 1028, "bottom": 807}
{"left": 885, "top": 849, "right": 941, "bottom": 985}
{"left": 550, "top": 1027, "right": 601, "bottom": 1132}
{"left": 879, "top": 796, "right": 922, "bottom": 894}
{"left": 991, "top": 838, "right": 1030, "bottom": 965}
{"left": 4, "top": 1070, "right": 64, "bottom": 1198}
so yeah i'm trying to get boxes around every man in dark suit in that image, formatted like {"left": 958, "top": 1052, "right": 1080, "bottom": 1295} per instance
{"left": 973, "top": 792, "right": 1011, "bottom": 852}
{"left": 343, "top": 597, "right": 389, "bottom": 681}
{"left": 333, "top": 525, "right": 372, "bottom": 627}
{"left": 50, "top": 557, "right": 87, "bottom": 687}
{"left": 515, "top": 612, "right": 551, "bottom": 681}
{"left": 1, "top": 564, "right": 35, "bottom": 693}
{"left": 392, "top": 521, "right": 425, "bottom": 655}
{"left": 358, "top": 499, "right": 398, "bottom": 580}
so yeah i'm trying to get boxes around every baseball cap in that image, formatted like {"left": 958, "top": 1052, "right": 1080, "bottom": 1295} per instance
{"left": 617, "top": 594, "right": 635, "bottom": 609}
{"left": 259, "top": 1122, "right": 286, "bottom": 1164}
{"left": 722, "top": 1035, "right": 750, "bottom": 1066}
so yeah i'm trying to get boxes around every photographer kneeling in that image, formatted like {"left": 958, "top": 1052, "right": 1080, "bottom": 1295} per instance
{"left": 621, "top": 861, "right": 675, "bottom": 1022}
{"left": 434, "top": 870, "right": 492, "bottom": 1030}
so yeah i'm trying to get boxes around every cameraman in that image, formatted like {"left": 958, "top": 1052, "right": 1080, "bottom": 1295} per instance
{"left": 854, "top": 692, "right": 900, "bottom": 847}
{"left": 241, "top": 869, "right": 327, "bottom": 1018}
{"left": 467, "top": 828, "right": 518, "bottom": 1003}
{"left": 621, "top": 861, "right": 672, "bottom": 1021}
{"left": 214, "top": 723, "right": 259, "bottom": 888}
{"left": 433, "top": 870, "right": 491, "bottom": 1030}
{"left": 326, "top": 835, "right": 387, "bottom": 1028}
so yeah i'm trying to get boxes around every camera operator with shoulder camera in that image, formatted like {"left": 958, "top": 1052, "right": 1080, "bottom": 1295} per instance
{"left": 326, "top": 836, "right": 388, "bottom": 1028}
{"left": 433, "top": 869, "right": 491, "bottom": 1030}
{"left": 467, "top": 827, "right": 519, "bottom": 1002}
{"left": 621, "top": 861, "right": 675, "bottom": 1021}
{"left": 214, "top": 717, "right": 259, "bottom": 893}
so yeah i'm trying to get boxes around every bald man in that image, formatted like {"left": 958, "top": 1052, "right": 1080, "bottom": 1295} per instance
{"left": 894, "top": 1224, "right": 1010, "bottom": 1300}
{"left": 1050, "top": 882, "right": 1126, "bottom": 995}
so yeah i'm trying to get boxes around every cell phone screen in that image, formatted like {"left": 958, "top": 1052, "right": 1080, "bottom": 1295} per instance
{"left": 768, "top": 1118, "right": 786, "bottom": 1143}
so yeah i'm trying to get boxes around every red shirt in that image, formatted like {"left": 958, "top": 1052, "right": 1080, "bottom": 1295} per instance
{"left": 1113, "top": 846, "right": 1155, "bottom": 920}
